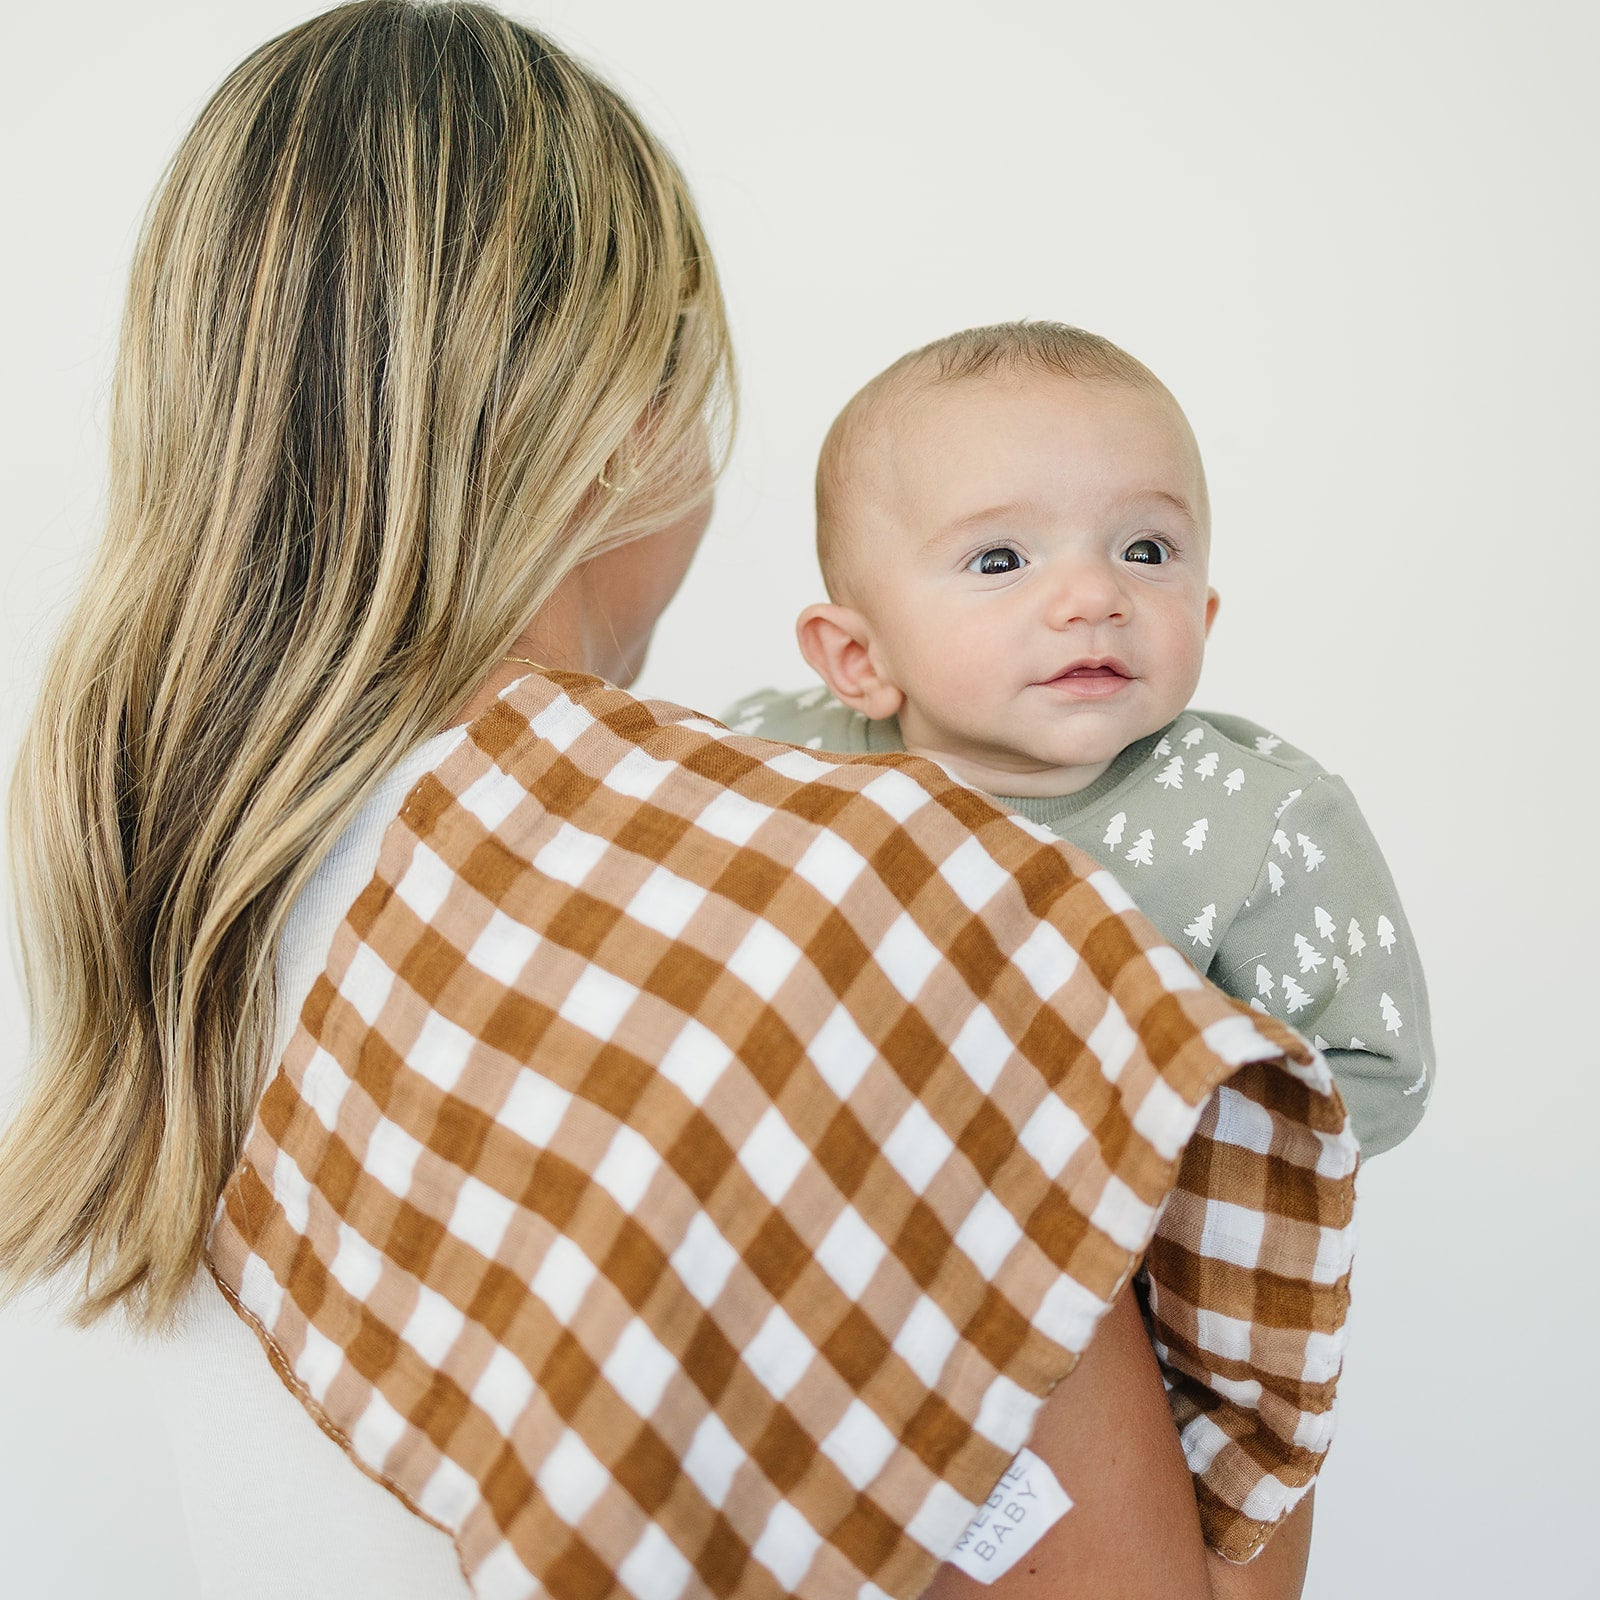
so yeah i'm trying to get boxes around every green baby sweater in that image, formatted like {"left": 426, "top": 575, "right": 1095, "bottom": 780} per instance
{"left": 722, "top": 686, "right": 1433, "bottom": 1157}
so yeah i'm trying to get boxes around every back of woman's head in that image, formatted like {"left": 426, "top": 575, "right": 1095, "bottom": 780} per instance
{"left": 0, "top": 0, "right": 732, "bottom": 1329}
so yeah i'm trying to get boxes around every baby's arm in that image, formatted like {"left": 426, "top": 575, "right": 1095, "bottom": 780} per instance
{"left": 1211, "top": 776, "right": 1433, "bottom": 1156}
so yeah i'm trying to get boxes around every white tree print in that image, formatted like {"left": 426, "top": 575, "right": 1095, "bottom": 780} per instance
{"left": 1272, "top": 829, "right": 1293, "bottom": 858}
{"left": 1313, "top": 1034, "right": 1330, "bottom": 1052}
{"left": 1347, "top": 918, "right": 1366, "bottom": 957}
{"left": 1195, "top": 751, "right": 1220, "bottom": 781}
{"left": 1182, "top": 818, "right": 1209, "bottom": 854}
{"left": 1314, "top": 905, "right": 1337, "bottom": 943}
{"left": 804, "top": 735, "right": 824, "bottom": 748}
{"left": 1102, "top": 811, "right": 1127, "bottom": 847}
{"left": 1125, "top": 829, "right": 1155, "bottom": 867}
{"left": 1250, "top": 997, "right": 1269, "bottom": 1014}
{"left": 1349, "top": 1036, "right": 1368, "bottom": 1050}
{"left": 1255, "top": 965, "right": 1275, "bottom": 1000}
{"left": 1152, "top": 735, "right": 1172, "bottom": 761}
{"left": 795, "top": 685, "right": 828, "bottom": 709}
{"left": 1282, "top": 974, "right": 1312, "bottom": 1013}
{"left": 1294, "top": 933, "right": 1327, "bottom": 974}
{"left": 1182, "top": 726, "right": 1206, "bottom": 748}
{"left": 1298, "top": 833, "right": 1326, "bottom": 872}
{"left": 1380, "top": 992, "right": 1403, "bottom": 1034}
{"left": 731, "top": 715, "right": 764, "bottom": 734}
{"left": 1155, "top": 756, "right": 1185, "bottom": 790}
{"left": 1332, "top": 955, "right": 1350, "bottom": 990}
{"left": 1267, "top": 860, "right": 1286, "bottom": 896}
{"left": 1274, "top": 787, "right": 1304, "bottom": 820}
{"left": 1185, "top": 903, "right": 1218, "bottom": 947}
{"left": 1223, "top": 769, "right": 1245, "bottom": 795}
{"left": 1377, "top": 915, "right": 1397, "bottom": 952}
{"left": 1255, "top": 733, "right": 1283, "bottom": 754}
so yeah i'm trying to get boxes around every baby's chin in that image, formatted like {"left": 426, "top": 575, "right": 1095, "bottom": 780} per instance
{"left": 897, "top": 693, "right": 1177, "bottom": 795}
{"left": 901, "top": 732, "right": 1125, "bottom": 799}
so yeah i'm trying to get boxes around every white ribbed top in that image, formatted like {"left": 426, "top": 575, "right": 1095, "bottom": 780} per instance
{"left": 149, "top": 726, "right": 475, "bottom": 1599}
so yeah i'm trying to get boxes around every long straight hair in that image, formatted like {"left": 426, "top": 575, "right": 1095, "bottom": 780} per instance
{"left": 0, "top": 0, "right": 733, "bottom": 1330}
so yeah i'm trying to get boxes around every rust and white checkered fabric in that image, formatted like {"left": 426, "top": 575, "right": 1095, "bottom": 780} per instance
{"left": 208, "top": 670, "right": 1356, "bottom": 1597}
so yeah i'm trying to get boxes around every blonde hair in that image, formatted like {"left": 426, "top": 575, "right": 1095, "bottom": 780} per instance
{"left": 816, "top": 321, "right": 1173, "bottom": 599}
{"left": 0, "top": 0, "right": 732, "bottom": 1330}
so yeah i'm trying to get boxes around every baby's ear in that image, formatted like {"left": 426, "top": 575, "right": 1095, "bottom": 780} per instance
{"left": 796, "top": 604, "right": 904, "bottom": 720}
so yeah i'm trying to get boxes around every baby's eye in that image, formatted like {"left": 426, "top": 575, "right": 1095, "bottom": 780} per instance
{"left": 967, "top": 546, "right": 1025, "bottom": 576}
{"left": 1123, "top": 538, "right": 1171, "bottom": 565}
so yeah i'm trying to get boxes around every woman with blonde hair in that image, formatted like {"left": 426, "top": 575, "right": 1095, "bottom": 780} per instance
{"left": 0, "top": 5, "right": 1349, "bottom": 1597}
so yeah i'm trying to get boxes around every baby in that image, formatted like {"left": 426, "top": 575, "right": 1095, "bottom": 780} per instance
{"left": 725, "top": 321, "right": 1432, "bottom": 1155}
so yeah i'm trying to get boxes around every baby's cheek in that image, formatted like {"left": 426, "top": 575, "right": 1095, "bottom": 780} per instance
{"left": 1167, "top": 622, "right": 1210, "bottom": 696}
{"left": 899, "top": 656, "right": 974, "bottom": 729}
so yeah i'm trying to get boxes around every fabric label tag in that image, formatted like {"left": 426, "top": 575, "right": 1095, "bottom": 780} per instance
{"left": 947, "top": 1447, "right": 1074, "bottom": 1583}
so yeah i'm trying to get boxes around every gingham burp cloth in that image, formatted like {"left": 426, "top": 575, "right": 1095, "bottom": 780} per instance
{"left": 209, "top": 669, "right": 1356, "bottom": 1598}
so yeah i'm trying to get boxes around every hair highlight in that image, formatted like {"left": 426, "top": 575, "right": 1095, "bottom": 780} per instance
{"left": 0, "top": 0, "right": 732, "bottom": 1329}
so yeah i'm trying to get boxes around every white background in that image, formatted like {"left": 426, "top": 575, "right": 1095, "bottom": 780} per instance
{"left": 2, "top": 1, "right": 1596, "bottom": 1594}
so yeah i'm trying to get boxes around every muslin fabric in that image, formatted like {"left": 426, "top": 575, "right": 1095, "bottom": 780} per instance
{"left": 208, "top": 669, "right": 1357, "bottom": 1599}
{"left": 154, "top": 724, "right": 473, "bottom": 1600}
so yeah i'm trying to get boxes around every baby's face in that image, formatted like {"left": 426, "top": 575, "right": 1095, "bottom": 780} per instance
{"left": 853, "top": 372, "right": 1217, "bottom": 796}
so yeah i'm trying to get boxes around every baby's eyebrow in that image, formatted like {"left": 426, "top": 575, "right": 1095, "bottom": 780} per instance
{"left": 923, "top": 489, "right": 1199, "bottom": 552}
{"left": 922, "top": 500, "right": 1044, "bottom": 551}
{"left": 1125, "top": 488, "right": 1200, "bottom": 521}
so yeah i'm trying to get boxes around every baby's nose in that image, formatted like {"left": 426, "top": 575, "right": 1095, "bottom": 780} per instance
{"left": 1044, "top": 560, "right": 1129, "bottom": 627}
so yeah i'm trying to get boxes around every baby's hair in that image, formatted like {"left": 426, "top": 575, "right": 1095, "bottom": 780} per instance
{"left": 816, "top": 320, "right": 1169, "bottom": 600}
{"left": 904, "top": 320, "right": 1162, "bottom": 389}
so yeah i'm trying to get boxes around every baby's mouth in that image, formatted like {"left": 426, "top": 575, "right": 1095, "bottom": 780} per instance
{"left": 1038, "top": 658, "right": 1133, "bottom": 697}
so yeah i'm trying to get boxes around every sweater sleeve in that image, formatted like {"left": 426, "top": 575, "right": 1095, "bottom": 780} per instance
{"left": 1210, "top": 774, "right": 1433, "bottom": 1156}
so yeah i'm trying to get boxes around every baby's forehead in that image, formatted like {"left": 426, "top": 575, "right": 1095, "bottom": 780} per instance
{"left": 889, "top": 364, "right": 1177, "bottom": 435}
{"left": 818, "top": 358, "right": 1208, "bottom": 599}
{"left": 907, "top": 373, "right": 1202, "bottom": 528}
{"left": 882, "top": 369, "right": 1198, "bottom": 484}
